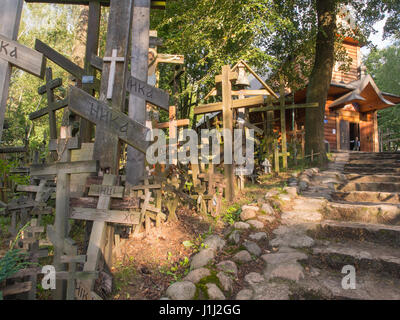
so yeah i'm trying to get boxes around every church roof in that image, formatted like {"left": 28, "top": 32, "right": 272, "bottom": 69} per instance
{"left": 329, "top": 74, "right": 400, "bottom": 112}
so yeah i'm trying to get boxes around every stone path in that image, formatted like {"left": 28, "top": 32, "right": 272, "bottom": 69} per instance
{"left": 163, "top": 151, "right": 400, "bottom": 300}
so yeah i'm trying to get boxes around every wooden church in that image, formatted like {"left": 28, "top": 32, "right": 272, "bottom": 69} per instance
{"left": 292, "top": 35, "right": 400, "bottom": 152}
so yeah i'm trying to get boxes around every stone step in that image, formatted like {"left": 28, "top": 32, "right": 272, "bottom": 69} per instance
{"left": 346, "top": 164, "right": 400, "bottom": 169}
{"left": 338, "top": 182, "right": 400, "bottom": 193}
{"left": 308, "top": 220, "right": 400, "bottom": 247}
{"left": 343, "top": 167, "right": 400, "bottom": 175}
{"left": 348, "top": 160, "right": 400, "bottom": 165}
{"left": 324, "top": 202, "right": 400, "bottom": 225}
{"left": 295, "top": 269, "right": 400, "bottom": 300}
{"left": 345, "top": 174, "right": 400, "bottom": 183}
{"left": 332, "top": 191, "right": 400, "bottom": 204}
{"left": 307, "top": 240, "right": 400, "bottom": 278}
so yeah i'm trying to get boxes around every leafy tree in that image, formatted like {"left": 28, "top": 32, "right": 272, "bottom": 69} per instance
{"left": 365, "top": 43, "right": 400, "bottom": 144}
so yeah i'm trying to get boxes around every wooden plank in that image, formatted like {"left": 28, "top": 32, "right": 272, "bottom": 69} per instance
{"left": 0, "top": 33, "right": 45, "bottom": 78}
{"left": 82, "top": 174, "right": 114, "bottom": 293}
{"left": 30, "top": 160, "right": 98, "bottom": 176}
{"left": 2, "top": 281, "right": 32, "bottom": 297}
{"left": 0, "top": 146, "right": 26, "bottom": 153}
{"left": 279, "top": 77, "right": 287, "bottom": 170}
{"left": 60, "top": 255, "right": 87, "bottom": 263}
{"left": 48, "top": 136, "right": 81, "bottom": 151}
{"left": 231, "top": 89, "right": 272, "bottom": 96}
{"left": 56, "top": 271, "right": 98, "bottom": 281}
{"left": 215, "top": 71, "right": 238, "bottom": 83}
{"left": 249, "top": 102, "right": 318, "bottom": 113}
{"left": 35, "top": 39, "right": 84, "bottom": 80}
{"left": 69, "top": 85, "right": 150, "bottom": 154}
{"left": 71, "top": 208, "right": 140, "bottom": 225}
{"left": 0, "top": 0, "right": 23, "bottom": 141}
{"left": 126, "top": 76, "right": 169, "bottom": 111}
{"left": 29, "top": 98, "right": 68, "bottom": 120}
{"left": 130, "top": 183, "right": 161, "bottom": 191}
{"left": 155, "top": 119, "right": 189, "bottom": 129}
{"left": 126, "top": 0, "right": 151, "bottom": 186}
{"left": 194, "top": 96, "right": 264, "bottom": 115}
{"left": 88, "top": 184, "right": 124, "bottom": 198}
{"left": 25, "top": 0, "right": 166, "bottom": 9}
{"left": 222, "top": 65, "right": 234, "bottom": 201}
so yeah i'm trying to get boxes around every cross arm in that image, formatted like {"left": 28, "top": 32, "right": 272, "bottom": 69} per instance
{"left": 35, "top": 39, "right": 100, "bottom": 90}
{"left": 30, "top": 160, "right": 98, "bottom": 176}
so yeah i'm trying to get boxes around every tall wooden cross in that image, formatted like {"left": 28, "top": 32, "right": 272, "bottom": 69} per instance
{"left": 0, "top": 0, "right": 46, "bottom": 141}
{"left": 30, "top": 126, "right": 98, "bottom": 299}
{"left": 126, "top": 0, "right": 151, "bottom": 186}
{"left": 92, "top": 0, "right": 134, "bottom": 174}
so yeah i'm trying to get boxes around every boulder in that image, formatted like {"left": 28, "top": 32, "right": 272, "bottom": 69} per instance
{"left": 190, "top": 248, "right": 215, "bottom": 269}
{"left": 234, "top": 222, "right": 250, "bottom": 230}
{"left": 236, "top": 289, "right": 253, "bottom": 300}
{"left": 249, "top": 232, "right": 268, "bottom": 241}
{"left": 233, "top": 250, "right": 252, "bottom": 263}
{"left": 206, "top": 283, "right": 225, "bottom": 300}
{"left": 166, "top": 281, "right": 196, "bottom": 300}
{"left": 247, "top": 219, "right": 264, "bottom": 229}
{"left": 243, "top": 241, "right": 262, "bottom": 256}
{"left": 183, "top": 268, "right": 211, "bottom": 284}
{"left": 216, "top": 260, "right": 238, "bottom": 276}
{"left": 217, "top": 272, "right": 233, "bottom": 293}
{"left": 244, "top": 272, "right": 265, "bottom": 285}
{"left": 240, "top": 208, "right": 257, "bottom": 221}
{"left": 203, "top": 235, "right": 226, "bottom": 252}
{"left": 228, "top": 230, "right": 241, "bottom": 245}
{"left": 261, "top": 203, "right": 275, "bottom": 215}
{"left": 265, "top": 262, "right": 305, "bottom": 282}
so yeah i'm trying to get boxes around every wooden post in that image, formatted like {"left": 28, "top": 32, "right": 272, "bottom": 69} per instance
{"left": 80, "top": 1, "right": 101, "bottom": 142}
{"left": 274, "top": 139, "right": 279, "bottom": 173}
{"left": 53, "top": 126, "right": 72, "bottom": 299}
{"left": 93, "top": 0, "right": 133, "bottom": 174}
{"left": 279, "top": 76, "right": 287, "bottom": 170}
{"left": 0, "top": 1, "right": 23, "bottom": 140}
{"left": 222, "top": 65, "right": 234, "bottom": 202}
{"left": 126, "top": 0, "right": 151, "bottom": 186}
{"left": 82, "top": 174, "right": 117, "bottom": 293}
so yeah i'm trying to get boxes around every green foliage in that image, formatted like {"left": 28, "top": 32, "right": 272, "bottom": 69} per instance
{"left": 0, "top": 222, "right": 37, "bottom": 299}
{"left": 222, "top": 204, "right": 241, "bottom": 225}
{"left": 365, "top": 42, "right": 400, "bottom": 148}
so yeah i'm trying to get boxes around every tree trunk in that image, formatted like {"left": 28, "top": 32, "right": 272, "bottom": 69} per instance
{"left": 305, "top": 0, "right": 337, "bottom": 165}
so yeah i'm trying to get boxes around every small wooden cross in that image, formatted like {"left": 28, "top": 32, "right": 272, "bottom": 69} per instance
{"left": 103, "top": 49, "right": 125, "bottom": 99}
{"left": 30, "top": 68, "right": 68, "bottom": 141}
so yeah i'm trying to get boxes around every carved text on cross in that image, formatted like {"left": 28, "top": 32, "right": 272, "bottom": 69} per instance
{"left": 103, "top": 49, "right": 124, "bottom": 99}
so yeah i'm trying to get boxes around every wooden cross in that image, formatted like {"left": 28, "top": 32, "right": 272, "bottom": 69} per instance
{"left": 103, "top": 49, "right": 124, "bottom": 100}
{"left": 30, "top": 68, "right": 68, "bottom": 142}
{"left": 30, "top": 126, "right": 98, "bottom": 300}
{"left": 0, "top": 0, "right": 46, "bottom": 141}
{"left": 70, "top": 175, "right": 139, "bottom": 298}
{"left": 68, "top": 85, "right": 150, "bottom": 154}
{"left": 288, "top": 123, "right": 305, "bottom": 159}
{"left": 92, "top": 0, "right": 134, "bottom": 174}
{"left": 46, "top": 225, "right": 98, "bottom": 300}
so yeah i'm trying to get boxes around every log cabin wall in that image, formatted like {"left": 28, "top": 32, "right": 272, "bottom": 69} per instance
{"left": 332, "top": 40, "right": 360, "bottom": 84}
{"left": 324, "top": 101, "right": 338, "bottom": 151}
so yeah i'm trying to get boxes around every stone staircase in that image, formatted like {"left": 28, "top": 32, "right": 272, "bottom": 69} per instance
{"left": 264, "top": 151, "right": 400, "bottom": 300}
